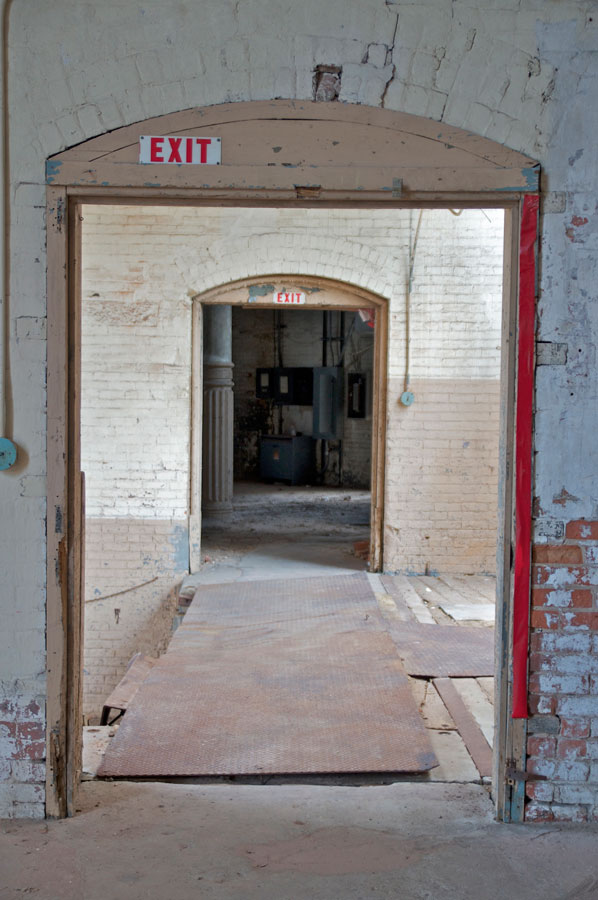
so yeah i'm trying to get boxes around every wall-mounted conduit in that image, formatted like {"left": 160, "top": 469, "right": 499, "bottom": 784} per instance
{"left": 400, "top": 209, "right": 423, "bottom": 407}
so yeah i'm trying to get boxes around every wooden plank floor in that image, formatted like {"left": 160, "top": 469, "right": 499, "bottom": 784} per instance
{"left": 376, "top": 573, "right": 496, "bottom": 782}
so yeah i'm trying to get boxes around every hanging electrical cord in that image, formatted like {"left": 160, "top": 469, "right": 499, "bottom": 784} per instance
{"left": 400, "top": 209, "right": 424, "bottom": 407}
{"left": 337, "top": 315, "right": 356, "bottom": 367}
{"left": 449, "top": 207, "right": 491, "bottom": 223}
{"left": 0, "top": 0, "right": 17, "bottom": 470}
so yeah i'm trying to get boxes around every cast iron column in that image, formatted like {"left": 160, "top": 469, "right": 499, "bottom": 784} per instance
{"left": 202, "top": 305, "right": 234, "bottom": 513}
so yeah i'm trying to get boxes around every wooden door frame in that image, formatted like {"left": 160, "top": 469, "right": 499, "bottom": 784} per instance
{"left": 44, "top": 100, "right": 539, "bottom": 821}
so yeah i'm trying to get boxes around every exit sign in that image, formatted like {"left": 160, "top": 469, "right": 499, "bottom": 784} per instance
{"left": 273, "top": 291, "right": 306, "bottom": 305}
{"left": 139, "top": 135, "right": 221, "bottom": 165}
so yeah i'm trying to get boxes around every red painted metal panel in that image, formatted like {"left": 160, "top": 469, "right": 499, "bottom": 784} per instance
{"left": 512, "top": 194, "right": 539, "bottom": 718}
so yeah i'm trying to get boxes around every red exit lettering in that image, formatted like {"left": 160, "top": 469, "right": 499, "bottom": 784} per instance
{"left": 141, "top": 135, "right": 220, "bottom": 165}
{"left": 195, "top": 138, "right": 212, "bottom": 164}
{"left": 276, "top": 292, "right": 304, "bottom": 304}
{"left": 164, "top": 137, "right": 211, "bottom": 163}
{"left": 150, "top": 136, "right": 164, "bottom": 162}
{"left": 167, "top": 137, "right": 183, "bottom": 162}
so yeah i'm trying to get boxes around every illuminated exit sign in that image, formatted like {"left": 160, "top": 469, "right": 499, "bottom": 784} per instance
{"left": 273, "top": 291, "right": 306, "bottom": 305}
{"left": 139, "top": 135, "right": 221, "bottom": 165}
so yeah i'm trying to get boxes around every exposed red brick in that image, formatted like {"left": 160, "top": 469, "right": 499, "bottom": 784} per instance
{"left": 527, "top": 758, "right": 556, "bottom": 776}
{"left": 13, "top": 739, "right": 45, "bottom": 760}
{"left": 566, "top": 520, "right": 598, "bottom": 541}
{"left": 561, "top": 611, "right": 598, "bottom": 629}
{"left": 16, "top": 722, "right": 44, "bottom": 741}
{"left": 570, "top": 589, "right": 594, "bottom": 608}
{"left": 529, "top": 694, "right": 557, "bottom": 715}
{"left": 528, "top": 675, "right": 541, "bottom": 693}
{"left": 560, "top": 717, "right": 590, "bottom": 738}
{"left": 531, "top": 588, "right": 593, "bottom": 609}
{"left": 529, "top": 633, "right": 544, "bottom": 652}
{"left": 529, "top": 651, "right": 551, "bottom": 671}
{"left": 533, "top": 544, "right": 583, "bottom": 564}
{"left": 525, "top": 782, "right": 554, "bottom": 802}
{"left": 531, "top": 610, "right": 559, "bottom": 629}
{"left": 533, "top": 565, "right": 593, "bottom": 586}
{"left": 525, "top": 803, "right": 555, "bottom": 823}
{"left": 557, "top": 739, "right": 587, "bottom": 759}
{"left": 531, "top": 588, "right": 555, "bottom": 607}
{"left": 584, "top": 545, "right": 598, "bottom": 564}
{"left": 528, "top": 736, "right": 557, "bottom": 757}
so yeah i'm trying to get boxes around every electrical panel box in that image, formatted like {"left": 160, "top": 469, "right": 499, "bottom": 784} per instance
{"left": 312, "top": 367, "right": 344, "bottom": 440}
{"left": 255, "top": 367, "right": 313, "bottom": 405}
{"left": 274, "top": 368, "right": 313, "bottom": 405}
{"left": 256, "top": 368, "right": 272, "bottom": 399}
{"left": 347, "top": 372, "right": 367, "bottom": 418}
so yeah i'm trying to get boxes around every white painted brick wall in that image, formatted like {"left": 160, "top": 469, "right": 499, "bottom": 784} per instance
{"left": 82, "top": 517, "right": 188, "bottom": 720}
{"left": 385, "top": 377, "right": 501, "bottom": 574}
{"left": 2, "top": 0, "right": 596, "bottom": 818}
{"left": 81, "top": 205, "right": 502, "bottom": 572}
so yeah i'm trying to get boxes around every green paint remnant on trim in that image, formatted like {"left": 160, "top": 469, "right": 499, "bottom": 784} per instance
{"left": 495, "top": 166, "right": 539, "bottom": 192}
{"left": 522, "top": 166, "right": 540, "bottom": 190}
{"left": 248, "top": 283, "right": 276, "bottom": 298}
{"left": 170, "top": 524, "right": 190, "bottom": 572}
{"left": 45, "top": 159, "right": 63, "bottom": 184}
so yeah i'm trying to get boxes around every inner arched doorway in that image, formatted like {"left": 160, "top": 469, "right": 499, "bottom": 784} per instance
{"left": 191, "top": 274, "right": 389, "bottom": 575}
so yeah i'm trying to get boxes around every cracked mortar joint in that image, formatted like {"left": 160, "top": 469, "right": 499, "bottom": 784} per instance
{"left": 528, "top": 57, "right": 541, "bottom": 77}
{"left": 366, "top": 43, "right": 388, "bottom": 69}
{"left": 380, "top": 65, "right": 396, "bottom": 109}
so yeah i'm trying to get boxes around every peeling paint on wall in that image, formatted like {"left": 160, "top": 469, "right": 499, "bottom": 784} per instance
{"left": 3, "top": 0, "right": 598, "bottom": 823}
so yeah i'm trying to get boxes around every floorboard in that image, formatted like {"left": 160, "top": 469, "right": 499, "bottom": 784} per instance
{"left": 433, "top": 678, "right": 493, "bottom": 779}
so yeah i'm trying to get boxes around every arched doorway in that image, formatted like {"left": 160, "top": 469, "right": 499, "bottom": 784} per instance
{"left": 45, "top": 100, "right": 538, "bottom": 821}
{"left": 190, "top": 274, "right": 389, "bottom": 574}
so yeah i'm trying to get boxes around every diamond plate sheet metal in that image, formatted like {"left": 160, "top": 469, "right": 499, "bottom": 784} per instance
{"left": 98, "top": 573, "right": 438, "bottom": 777}
{"left": 385, "top": 622, "right": 495, "bottom": 678}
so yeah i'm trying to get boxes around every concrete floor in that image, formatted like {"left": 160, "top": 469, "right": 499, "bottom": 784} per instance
{"left": 41, "top": 484, "right": 580, "bottom": 897}
{"left": 193, "top": 483, "right": 370, "bottom": 584}
{"left": 2, "top": 781, "right": 598, "bottom": 899}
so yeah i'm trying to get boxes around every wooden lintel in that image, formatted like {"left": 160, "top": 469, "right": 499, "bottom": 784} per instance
{"left": 47, "top": 100, "right": 538, "bottom": 195}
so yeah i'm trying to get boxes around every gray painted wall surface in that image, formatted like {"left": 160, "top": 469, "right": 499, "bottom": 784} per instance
{"left": 0, "top": 0, "right": 596, "bottom": 819}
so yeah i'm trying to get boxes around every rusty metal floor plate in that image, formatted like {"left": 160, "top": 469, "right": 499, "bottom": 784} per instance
{"left": 384, "top": 622, "right": 494, "bottom": 678}
{"left": 98, "top": 573, "right": 438, "bottom": 777}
